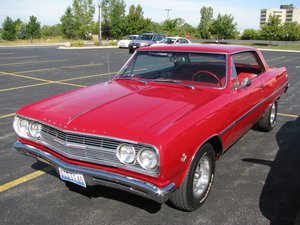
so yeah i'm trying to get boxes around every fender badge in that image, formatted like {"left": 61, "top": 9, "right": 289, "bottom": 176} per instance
{"left": 181, "top": 153, "right": 187, "bottom": 163}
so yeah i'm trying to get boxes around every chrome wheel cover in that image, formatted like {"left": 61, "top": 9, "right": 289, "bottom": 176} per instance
{"left": 193, "top": 155, "right": 210, "bottom": 197}
{"left": 270, "top": 103, "right": 276, "bottom": 126}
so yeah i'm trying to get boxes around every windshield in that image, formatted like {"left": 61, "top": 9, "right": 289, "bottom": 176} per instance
{"left": 160, "top": 38, "right": 176, "bottom": 44}
{"left": 116, "top": 51, "right": 227, "bottom": 88}
{"left": 137, "top": 34, "right": 153, "bottom": 40}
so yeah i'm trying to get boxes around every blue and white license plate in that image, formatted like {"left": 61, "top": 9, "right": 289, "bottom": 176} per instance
{"left": 58, "top": 167, "right": 86, "bottom": 187}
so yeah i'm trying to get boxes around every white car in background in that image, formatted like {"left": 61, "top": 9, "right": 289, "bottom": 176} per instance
{"left": 151, "top": 37, "right": 191, "bottom": 46}
{"left": 118, "top": 35, "right": 139, "bottom": 48}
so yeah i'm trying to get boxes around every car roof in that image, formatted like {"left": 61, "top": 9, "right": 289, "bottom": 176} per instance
{"left": 138, "top": 44, "right": 257, "bottom": 54}
{"left": 140, "top": 33, "right": 164, "bottom": 35}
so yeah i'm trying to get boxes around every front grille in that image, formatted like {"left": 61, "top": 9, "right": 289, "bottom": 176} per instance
{"left": 40, "top": 124, "right": 159, "bottom": 177}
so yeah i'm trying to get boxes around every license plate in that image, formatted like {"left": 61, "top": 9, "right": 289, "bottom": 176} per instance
{"left": 58, "top": 167, "right": 86, "bottom": 187}
{"left": 133, "top": 46, "right": 136, "bottom": 48}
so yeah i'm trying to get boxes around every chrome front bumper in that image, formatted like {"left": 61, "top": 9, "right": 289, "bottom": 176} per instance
{"left": 14, "top": 141, "right": 175, "bottom": 204}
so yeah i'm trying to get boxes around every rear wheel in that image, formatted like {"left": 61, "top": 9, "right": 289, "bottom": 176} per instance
{"left": 257, "top": 101, "right": 277, "bottom": 132}
{"left": 170, "top": 143, "right": 215, "bottom": 211}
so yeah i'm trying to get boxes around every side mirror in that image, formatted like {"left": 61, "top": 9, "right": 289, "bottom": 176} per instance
{"left": 241, "top": 77, "right": 251, "bottom": 87}
{"left": 236, "top": 77, "right": 251, "bottom": 90}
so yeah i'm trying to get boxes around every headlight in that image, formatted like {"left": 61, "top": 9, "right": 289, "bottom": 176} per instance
{"left": 137, "top": 149, "right": 158, "bottom": 170}
{"left": 29, "top": 122, "right": 41, "bottom": 138}
{"left": 116, "top": 144, "right": 136, "bottom": 164}
{"left": 13, "top": 116, "right": 41, "bottom": 139}
{"left": 140, "top": 42, "right": 148, "bottom": 47}
{"left": 13, "top": 117, "right": 29, "bottom": 136}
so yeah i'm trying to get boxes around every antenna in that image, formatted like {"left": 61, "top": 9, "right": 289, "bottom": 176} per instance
{"left": 106, "top": 52, "right": 111, "bottom": 82}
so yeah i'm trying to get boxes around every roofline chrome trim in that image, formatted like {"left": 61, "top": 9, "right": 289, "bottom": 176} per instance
{"left": 14, "top": 141, "right": 174, "bottom": 204}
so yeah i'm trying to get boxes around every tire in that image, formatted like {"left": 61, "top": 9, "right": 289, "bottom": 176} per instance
{"left": 257, "top": 101, "right": 277, "bottom": 132}
{"left": 170, "top": 143, "right": 215, "bottom": 211}
{"left": 129, "top": 48, "right": 134, "bottom": 54}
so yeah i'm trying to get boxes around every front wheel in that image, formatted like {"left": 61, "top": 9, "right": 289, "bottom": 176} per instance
{"left": 257, "top": 101, "right": 277, "bottom": 132}
{"left": 170, "top": 143, "right": 215, "bottom": 211}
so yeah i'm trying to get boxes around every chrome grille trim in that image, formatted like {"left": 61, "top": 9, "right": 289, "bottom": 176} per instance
{"left": 39, "top": 124, "right": 159, "bottom": 177}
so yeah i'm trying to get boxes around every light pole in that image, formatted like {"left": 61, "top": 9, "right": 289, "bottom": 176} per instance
{"left": 98, "top": 0, "right": 102, "bottom": 46}
{"left": 165, "top": 8, "right": 172, "bottom": 20}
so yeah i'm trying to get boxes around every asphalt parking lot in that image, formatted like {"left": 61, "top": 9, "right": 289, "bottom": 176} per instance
{"left": 0, "top": 46, "right": 299, "bottom": 225}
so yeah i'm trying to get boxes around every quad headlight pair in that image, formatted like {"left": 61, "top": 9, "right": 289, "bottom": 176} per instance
{"left": 116, "top": 144, "right": 158, "bottom": 170}
{"left": 13, "top": 116, "right": 41, "bottom": 139}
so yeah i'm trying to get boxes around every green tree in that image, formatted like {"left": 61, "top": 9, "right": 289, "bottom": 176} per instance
{"left": 2, "top": 16, "right": 17, "bottom": 40}
{"left": 260, "top": 15, "right": 281, "bottom": 45}
{"left": 281, "top": 22, "right": 300, "bottom": 41}
{"left": 60, "top": 7, "right": 76, "bottom": 39}
{"left": 72, "top": 0, "right": 95, "bottom": 39}
{"left": 25, "top": 15, "right": 41, "bottom": 42}
{"left": 101, "top": 0, "right": 126, "bottom": 39}
{"left": 41, "top": 24, "right": 62, "bottom": 38}
{"left": 163, "top": 19, "right": 180, "bottom": 36}
{"left": 198, "top": 6, "right": 213, "bottom": 39}
{"left": 19, "top": 24, "right": 26, "bottom": 39}
{"left": 178, "top": 23, "right": 198, "bottom": 38}
{"left": 124, "top": 4, "right": 151, "bottom": 35}
{"left": 14, "top": 18, "right": 23, "bottom": 39}
{"left": 241, "top": 29, "right": 259, "bottom": 40}
{"left": 210, "top": 14, "right": 237, "bottom": 41}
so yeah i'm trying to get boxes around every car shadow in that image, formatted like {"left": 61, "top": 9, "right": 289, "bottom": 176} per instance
{"left": 31, "top": 161, "right": 162, "bottom": 214}
{"left": 243, "top": 117, "right": 300, "bottom": 225}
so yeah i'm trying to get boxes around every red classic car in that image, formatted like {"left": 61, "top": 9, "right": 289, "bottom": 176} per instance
{"left": 13, "top": 45, "right": 289, "bottom": 211}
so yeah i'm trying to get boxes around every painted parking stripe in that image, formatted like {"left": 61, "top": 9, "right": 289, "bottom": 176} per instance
{"left": 61, "top": 71, "right": 117, "bottom": 82}
{"left": 278, "top": 113, "right": 299, "bottom": 118}
{"left": 0, "top": 56, "right": 39, "bottom": 60}
{"left": 0, "top": 83, "right": 52, "bottom": 93}
{"left": 0, "top": 71, "right": 54, "bottom": 82}
{"left": 0, "top": 113, "right": 15, "bottom": 119}
{"left": 0, "top": 71, "right": 86, "bottom": 89}
{"left": 11, "top": 63, "right": 104, "bottom": 74}
{"left": 0, "top": 59, "right": 68, "bottom": 66}
{"left": 61, "top": 63, "right": 104, "bottom": 69}
{"left": 266, "top": 56, "right": 285, "bottom": 61}
{"left": 18, "top": 68, "right": 58, "bottom": 74}
{"left": 0, "top": 167, "right": 53, "bottom": 193}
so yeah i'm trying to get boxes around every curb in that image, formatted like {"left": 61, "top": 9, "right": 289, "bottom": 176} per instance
{"left": 258, "top": 48, "right": 300, "bottom": 53}
{"left": 0, "top": 43, "right": 63, "bottom": 48}
{"left": 57, "top": 46, "right": 119, "bottom": 50}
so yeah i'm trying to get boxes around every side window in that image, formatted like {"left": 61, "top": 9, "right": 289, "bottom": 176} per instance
{"left": 153, "top": 35, "right": 162, "bottom": 41}
{"left": 182, "top": 39, "right": 188, "bottom": 43}
{"left": 230, "top": 57, "right": 238, "bottom": 89}
{"left": 232, "top": 51, "right": 264, "bottom": 76}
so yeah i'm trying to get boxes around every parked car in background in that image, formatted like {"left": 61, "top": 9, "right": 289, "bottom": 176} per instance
{"left": 128, "top": 33, "right": 165, "bottom": 53}
{"left": 13, "top": 44, "right": 289, "bottom": 211}
{"left": 151, "top": 37, "right": 191, "bottom": 46}
{"left": 117, "top": 35, "right": 139, "bottom": 48}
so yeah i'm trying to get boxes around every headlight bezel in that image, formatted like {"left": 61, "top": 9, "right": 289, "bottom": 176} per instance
{"left": 13, "top": 116, "right": 42, "bottom": 140}
{"left": 137, "top": 148, "right": 158, "bottom": 170}
{"left": 116, "top": 144, "right": 136, "bottom": 165}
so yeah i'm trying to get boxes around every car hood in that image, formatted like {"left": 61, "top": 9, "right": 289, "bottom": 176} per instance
{"left": 17, "top": 81, "right": 222, "bottom": 142}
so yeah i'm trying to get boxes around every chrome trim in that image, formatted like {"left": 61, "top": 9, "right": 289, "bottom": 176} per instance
{"left": 13, "top": 116, "right": 160, "bottom": 177}
{"left": 14, "top": 141, "right": 175, "bottom": 204}
{"left": 220, "top": 82, "right": 288, "bottom": 136}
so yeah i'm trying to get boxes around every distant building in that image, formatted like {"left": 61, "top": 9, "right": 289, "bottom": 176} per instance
{"left": 260, "top": 4, "right": 300, "bottom": 27}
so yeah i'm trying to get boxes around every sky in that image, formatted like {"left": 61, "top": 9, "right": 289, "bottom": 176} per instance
{"left": 0, "top": 0, "right": 298, "bottom": 31}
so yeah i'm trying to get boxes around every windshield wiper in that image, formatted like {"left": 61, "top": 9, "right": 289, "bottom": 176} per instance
{"left": 115, "top": 77, "right": 148, "bottom": 84}
{"left": 150, "top": 79, "right": 195, "bottom": 89}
